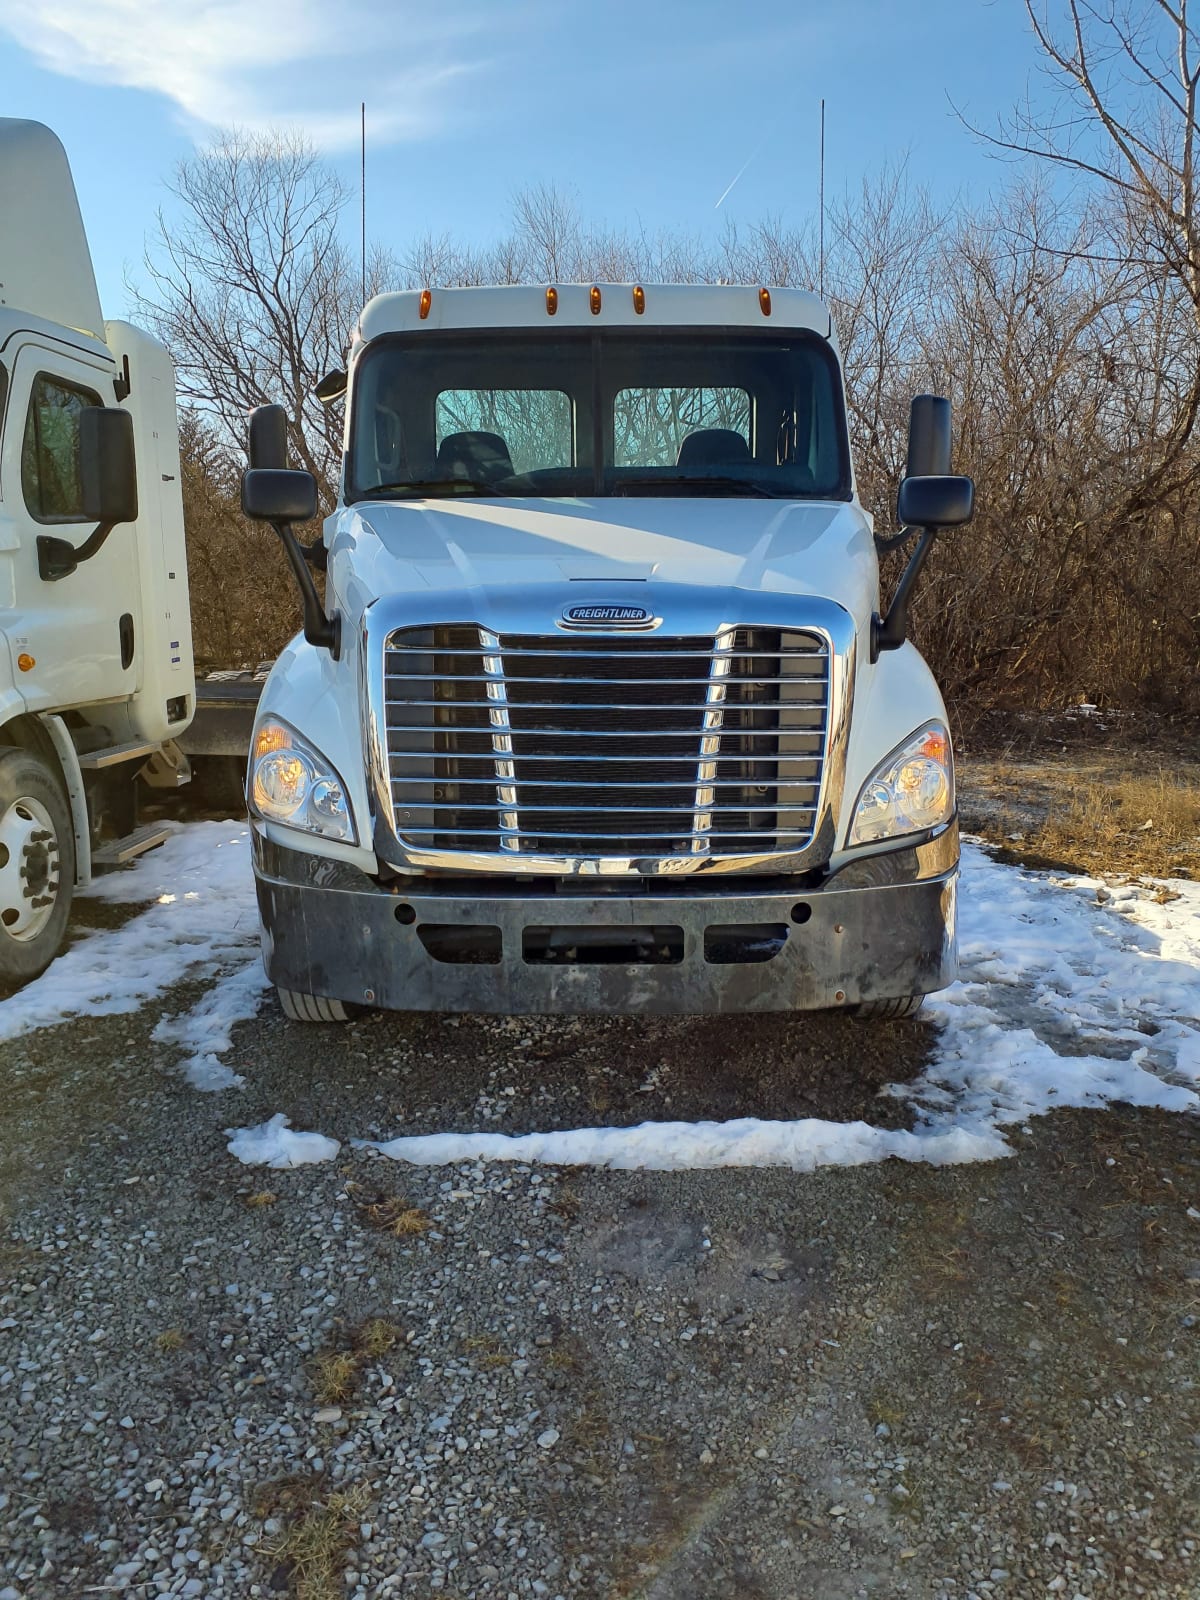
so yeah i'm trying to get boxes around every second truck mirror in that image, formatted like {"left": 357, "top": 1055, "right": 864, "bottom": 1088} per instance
{"left": 80, "top": 406, "right": 138, "bottom": 525}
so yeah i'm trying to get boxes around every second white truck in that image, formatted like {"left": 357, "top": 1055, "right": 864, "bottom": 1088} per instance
{"left": 0, "top": 119, "right": 195, "bottom": 980}
{"left": 241, "top": 281, "right": 972, "bottom": 1021}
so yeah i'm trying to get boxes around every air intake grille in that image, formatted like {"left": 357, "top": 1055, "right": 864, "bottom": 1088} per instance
{"left": 382, "top": 625, "right": 829, "bottom": 859}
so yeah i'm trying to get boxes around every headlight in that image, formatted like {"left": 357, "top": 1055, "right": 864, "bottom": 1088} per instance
{"left": 249, "top": 719, "right": 356, "bottom": 843}
{"left": 848, "top": 722, "right": 954, "bottom": 847}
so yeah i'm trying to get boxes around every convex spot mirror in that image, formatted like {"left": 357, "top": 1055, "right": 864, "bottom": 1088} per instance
{"left": 314, "top": 368, "right": 347, "bottom": 406}
{"left": 896, "top": 473, "right": 974, "bottom": 530}
{"left": 81, "top": 407, "right": 138, "bottom": 525}
{"left": 242, "top": 467, "right": 318, "bottom": 525}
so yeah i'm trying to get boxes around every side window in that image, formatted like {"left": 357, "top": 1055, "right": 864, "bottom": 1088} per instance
{"left": 21, "top": 374, "right": 102, "bottom": 523}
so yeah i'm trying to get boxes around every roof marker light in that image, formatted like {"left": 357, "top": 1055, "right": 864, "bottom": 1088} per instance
{"left": 759, "top": 287, "right": 772, "bottom": 317}
{"left": 546, "top": 286, "right": 558, "bottom": 316}
{"left": 632, "top": 285, "right": 645, "bottom": 315}
{"left": 589, "top": 285, "right": 602, "bottom": 315}
{"left": 418, "top": 288, "right": 432, "bottom": 320}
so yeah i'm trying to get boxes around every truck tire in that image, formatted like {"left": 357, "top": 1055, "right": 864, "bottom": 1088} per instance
{"left": 0, "top": 747, "right": 75, "bottom": 985}
{"left": 851, "top": 995, "right": 927, "bottom": 1022}
{"left": 276, "top": 986, "right": 352, "bottom": 1024}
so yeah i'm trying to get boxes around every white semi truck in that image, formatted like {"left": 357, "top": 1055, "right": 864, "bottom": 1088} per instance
{"left": 0, "top": 119, "right": 194, "bottom": 979}
{"left": 243, "top": 282, "right": 973, "bottom": 1021}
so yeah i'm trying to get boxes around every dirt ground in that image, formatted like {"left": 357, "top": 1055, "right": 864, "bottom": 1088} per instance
{"left": 0, "top": 753, "right": 1197, "bottom": 1599}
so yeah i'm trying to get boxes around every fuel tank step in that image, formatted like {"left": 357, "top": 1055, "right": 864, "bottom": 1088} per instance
{"left": 92, "top": 822, "right": 173, "bottom": 868}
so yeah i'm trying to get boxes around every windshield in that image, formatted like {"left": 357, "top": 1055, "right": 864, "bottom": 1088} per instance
{"left": 347, "top": 328, "right": 849, "bottom": 501}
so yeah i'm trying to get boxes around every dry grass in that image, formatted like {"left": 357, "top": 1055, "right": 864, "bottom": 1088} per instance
{"left": 355, "top": 1317, "right": 404, "bottom": 1360}
{"left": 243, "top": 1191, "right": 278, "bottom": 1208}
{"left": 1034, "top": 771, "right": 1200, "bottom": 876}
{"left": 344, "top": 1181, "right": 432, "bottom": 1238}
{"left": 258, "top": 1478, "right": 369, "bottom": 1600}
{"left": 975, "top": 765, "right": 1200, "bottom": 878}
{"left": 311, "top": 1318, "right": 407, "bottom": 1405}
{"left": 154, "top": 1328, "right": 186, "bottom": 1354}
{"left": 311, "top": 1350, "right": 359, "bottom": 1406}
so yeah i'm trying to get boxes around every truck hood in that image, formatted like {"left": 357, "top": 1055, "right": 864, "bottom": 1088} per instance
{"left": 332, "top": 496, "right": 878, "bottom": 632}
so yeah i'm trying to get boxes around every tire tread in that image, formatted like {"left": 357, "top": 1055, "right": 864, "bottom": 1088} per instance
{"left": 276, "top": 986, "right": 350, "bottom": 1023}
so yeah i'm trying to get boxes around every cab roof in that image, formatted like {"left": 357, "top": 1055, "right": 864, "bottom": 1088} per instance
{"left": 355, "top": 283, "right": 836, "bottom": 351}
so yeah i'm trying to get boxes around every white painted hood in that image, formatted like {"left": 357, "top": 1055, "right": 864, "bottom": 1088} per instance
{"left": 332, "top": 497, "right": 879, "bottom": 633}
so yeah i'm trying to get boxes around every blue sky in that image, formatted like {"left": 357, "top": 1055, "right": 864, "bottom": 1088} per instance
{"left": 0, "top": 0, "right": 1045, "bottom": 313}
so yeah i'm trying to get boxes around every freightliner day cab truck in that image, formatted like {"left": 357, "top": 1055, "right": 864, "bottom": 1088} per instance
{"left": 243, "top": 282, "right": 973, "bottom": 1021}
{"left": 0, "top": 120, "right": 194, "bottom": 981}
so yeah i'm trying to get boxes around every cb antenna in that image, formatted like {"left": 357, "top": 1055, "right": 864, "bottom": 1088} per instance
{"left": 361, "top": 102, "right": 367, "bottom": 308}
{"left": 819, "top": 98, "right": 826, "bottom": 299}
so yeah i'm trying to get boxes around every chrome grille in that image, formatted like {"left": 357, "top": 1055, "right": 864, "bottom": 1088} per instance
{"left": 383, "top": 625, "right": 830, "bottom": 859}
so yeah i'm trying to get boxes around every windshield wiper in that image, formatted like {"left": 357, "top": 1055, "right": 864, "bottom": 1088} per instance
{"left": 356, "top": 478, "right": 508, "bottom": 500}
{"left": 612, "top": 475, "right": 790, "bottom": 499}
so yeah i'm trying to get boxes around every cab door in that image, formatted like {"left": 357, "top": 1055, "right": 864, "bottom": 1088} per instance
{"left": 0, "top": 335, "right": 144, "bottom": 717}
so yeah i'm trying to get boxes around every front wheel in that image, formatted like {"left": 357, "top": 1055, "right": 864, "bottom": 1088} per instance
{"left": 0, "top": 747, "right": 75, "bottom": 984}
{"left": 851, "top": 995, "right": 927, "bottom": 1023}
{"left": 276, "top": 986, "right": 352, "bottom": 1024}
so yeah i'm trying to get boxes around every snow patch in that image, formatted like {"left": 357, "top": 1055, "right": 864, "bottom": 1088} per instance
{"left": 371, "top": 1119, "right": 1004, "bottom": 1171}
{"left": 371, "top": 842, "right": 1199, "bottom": 1174}
{"left": 226, "top": 1113, "right": 340, "bottom": 1168}
{"left": 0, "top": 822, "right": 262, "bottom": 1087}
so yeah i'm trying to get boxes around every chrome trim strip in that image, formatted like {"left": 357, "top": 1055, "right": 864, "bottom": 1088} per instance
{"left": 479, "top": 627, "right": 520, "bottom": 852}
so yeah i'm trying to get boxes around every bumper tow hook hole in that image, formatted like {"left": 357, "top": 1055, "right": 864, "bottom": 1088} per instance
{"left": 790, "top": 902, "right": 812, "bottom": 925}
{"left": 704, "top": 923, "right": 788, "bottom": 965}
{"left": 394, "top": 904, "right": 416, "bottom": 925}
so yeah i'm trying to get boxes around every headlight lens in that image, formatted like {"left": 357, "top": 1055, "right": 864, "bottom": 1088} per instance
{"left": 249, "top": 720, "right": 355, "bottom": 843}
{"left": 848, "top": 723, "right": 953, "bottom": 846}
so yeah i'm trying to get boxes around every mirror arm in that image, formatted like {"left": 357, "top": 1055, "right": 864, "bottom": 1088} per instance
{"left": 873, "top": 526, "right": 917, "bottom": 556}
{"left": 301, "top": 536, "right": 328, "bottom": 572}
{"left": 871, "top": 527, "right": 937, "bottom": 660}
{"left": 275, "top": 521, "right": 340, "bottom": 657}
{"left": 37, "top": 520, "right": 118, "bottom": 583}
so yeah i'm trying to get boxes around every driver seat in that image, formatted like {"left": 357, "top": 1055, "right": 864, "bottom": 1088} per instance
{"left": 436, "top": 430, "right": 514, "bottom": 482}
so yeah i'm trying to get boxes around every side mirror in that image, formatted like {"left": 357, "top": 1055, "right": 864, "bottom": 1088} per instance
{"left": 896, "top": 474, "right": 974, "bottom": 530}
{"left": 242, "top": 467, "right": 318, "bottom": 525}
{"left": 80, "top": 406, "right": 138, "bottom": 525}
{"left": 248, "top": 404, "right": 289, "bottom": 470}
{"left": 38, "top": 407, "right": 138, "bottom": 581}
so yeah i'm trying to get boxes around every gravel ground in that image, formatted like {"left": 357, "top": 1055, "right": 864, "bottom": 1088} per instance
{"left": 1, "top": 979, "right": 1198, "bottom": 1599}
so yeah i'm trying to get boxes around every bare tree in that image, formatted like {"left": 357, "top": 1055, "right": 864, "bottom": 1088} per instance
{"left": 134, "top": 130, "right": 396, "bottom": 499}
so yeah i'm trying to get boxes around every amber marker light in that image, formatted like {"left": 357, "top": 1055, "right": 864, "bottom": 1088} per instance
{"left": 545, "top": 286, "right": 558, "bottom": 315}
{"left": 418, "top": 288, "right": 432, "bottom": 320}
{"left": 16, "top": 654, "right": 34, "bottom": 673}
{"left": 253, "top": 723, "right": 293, "bottom": 758}
{"left": 919, "top": 728, "right": 950, "bottom": 764}
{"left": 632, "top": 285, "right": 646, "bottom": 315}
{"left": 759, "top": 287, "right": 772, "bottom": 316}
{"left": 589, "top": 285, "right": 602, "bottom": 315}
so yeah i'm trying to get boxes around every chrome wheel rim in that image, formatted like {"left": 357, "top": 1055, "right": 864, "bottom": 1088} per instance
{"left": 0, "top": 796, "right": 61, "bottom": 943}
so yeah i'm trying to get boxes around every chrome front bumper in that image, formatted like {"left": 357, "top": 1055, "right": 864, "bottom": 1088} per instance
{"left": 253, "top": 824, "right": 958, "bottom": 1016}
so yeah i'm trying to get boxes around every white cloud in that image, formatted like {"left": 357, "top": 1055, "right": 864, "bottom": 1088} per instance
{"left": 0, "top": 0, "right": 488, "bottom": 148}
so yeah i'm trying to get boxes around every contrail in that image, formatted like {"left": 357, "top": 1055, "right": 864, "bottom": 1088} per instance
{"left": 714, "top": 133, "right": 770, "bottom": 208}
